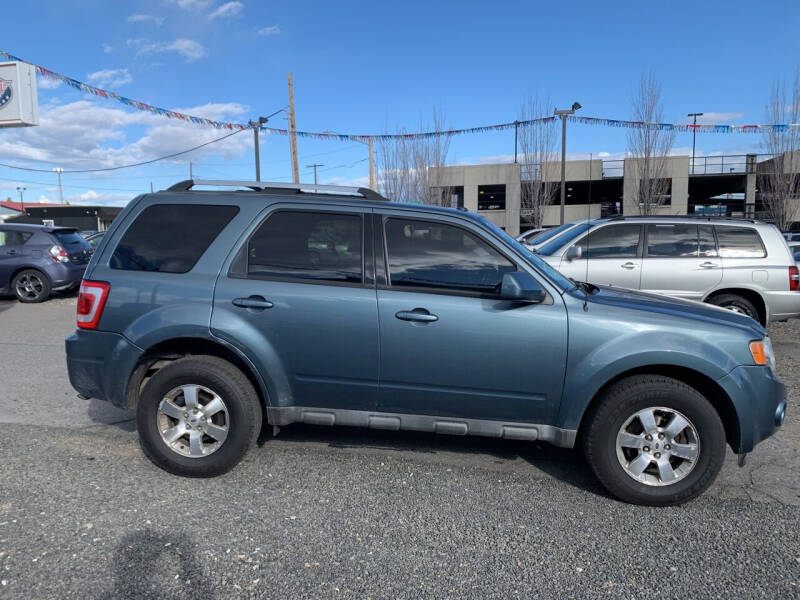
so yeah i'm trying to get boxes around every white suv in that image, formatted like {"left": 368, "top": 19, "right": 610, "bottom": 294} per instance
{"left": 535, "top": 216, "right": 800, "bottom": 325}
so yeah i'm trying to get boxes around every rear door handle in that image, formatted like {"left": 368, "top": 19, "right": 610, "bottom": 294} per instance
{"left": 621, "top": 262, "right": 638, "bottom": 270}
{"left": 395, "top": 308, "right": 438, "bottom": 323}
{"left": 232, "top": 295, "right": 274, "bottom": 310}
{"left": 699, "top": 261, "right": 718, "bottom": 269}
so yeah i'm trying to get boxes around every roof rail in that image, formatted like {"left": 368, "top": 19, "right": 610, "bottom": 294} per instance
{"left": 608, "top": 214, "right": 758, "bottom": 224}
{"left": 165, "top": 179, "right": 388, "bottom": 201}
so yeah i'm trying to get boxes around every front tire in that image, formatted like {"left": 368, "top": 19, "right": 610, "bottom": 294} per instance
{"left": 13, "top": 269, "right": 51, "bottom": 303}
{"left": 137, "top": 356, "right": 262, "bottom": 477}
{"left": 583, "top": 375, "right": 726, "bottom": 506}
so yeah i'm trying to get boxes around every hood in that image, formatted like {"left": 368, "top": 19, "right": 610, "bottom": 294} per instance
{"left": 576, "top": 284, "right": 767, "bottom": 337}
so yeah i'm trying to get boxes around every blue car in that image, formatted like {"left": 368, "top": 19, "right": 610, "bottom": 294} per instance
{"left": 65, "top": 180, "right": 787, "bottom": 505}
{"left": 0, "top": 223, "right": 92, "bottom": 302}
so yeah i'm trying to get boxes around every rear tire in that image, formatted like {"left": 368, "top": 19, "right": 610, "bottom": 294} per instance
{"left": 707, "top": 293, "right": 760, "bottom": 323}
{"left": 12, "top": 269, "right": 51, "bottom": 303}
{"left": 583, "top": 375, "right": 726, "bottom": 506}
{"left": 137, "top": 355, "right": 262, "bottom": 477}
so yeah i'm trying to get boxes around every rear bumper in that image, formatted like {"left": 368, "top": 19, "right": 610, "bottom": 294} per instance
{"left": 48, "top": 262, "right": 86, "bottom": 289}
{"left": 764, "top": 290, "right": 800, "bottom": 322}
{"left": 717, "top": 365, "right": 786, "bottom": 453}
{"left": 65, "top": 329, "right": 143, "bottom": 408}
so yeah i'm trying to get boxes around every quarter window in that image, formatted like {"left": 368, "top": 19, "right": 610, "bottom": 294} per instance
{"left": 646, "top": 224, "right": 699, "bottom": 257}
{"left": 0, "top": 230, "right": 32, "bottom": 246}
{"left": 715, "top": 227, "right": 766, "bottom": 258}
{"left": 247, "top": 211, "right": 362, "bottom": 283}
{"left": 384, "top": 218, "right": 515, "bottom": 294}
{"left": 577, "top": 224, "right": 641, "bottom": 258}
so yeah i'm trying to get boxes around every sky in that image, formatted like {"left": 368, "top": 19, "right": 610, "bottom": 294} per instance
{"left": 0, "top": 0, "right": 799, "bottom": 206}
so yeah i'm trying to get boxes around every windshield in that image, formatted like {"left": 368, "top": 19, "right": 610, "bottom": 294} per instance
{"left": 476, "top": 216, "right": 575, "bottom": 291}
{"left": 537, "top": 222, "right": 593, "bottom": 256}
{"left": 524, "top": 222, "right": 575, "bottom": 246}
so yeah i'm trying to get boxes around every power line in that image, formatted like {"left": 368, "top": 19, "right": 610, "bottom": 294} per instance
{"left": 0, "top": 128, "right": 246, "bottom": 174}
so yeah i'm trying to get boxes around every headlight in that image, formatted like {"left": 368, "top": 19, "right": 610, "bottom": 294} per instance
{"left": 749, "top": 337, "right": 776, "bottom": 370}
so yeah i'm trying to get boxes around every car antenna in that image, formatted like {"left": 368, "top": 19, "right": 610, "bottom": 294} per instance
{"left": 583, "top": 153, "right": 592, "bottom": 311}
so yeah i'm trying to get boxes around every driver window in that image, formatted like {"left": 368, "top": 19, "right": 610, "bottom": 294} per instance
{"left": 247, "top": 211, "right": 362, "bottom": 284}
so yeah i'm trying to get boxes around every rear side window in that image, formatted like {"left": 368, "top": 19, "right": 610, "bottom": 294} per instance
{"left": 0, "top": 230, "right": 32, "bottom": 246}
{"left": 646, "top": 224, "right": 699, "bottom": 257}
{"left": 246, "top": 211, "right": 362, "bottom": 283}
{"left": 714, "top": 226, "right": 766, "bottom": 258}
{"left": 111, "top": 204, "right": 238, "bottom": 273}
{"left": 384, "top": 218, "right": 515, "bottom": 294}
{"left": 578, "top": 224, "right": 641, "bottom": 258}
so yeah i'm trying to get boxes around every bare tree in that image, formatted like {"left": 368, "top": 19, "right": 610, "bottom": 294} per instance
{"left": 759, "top": 70, "right": 800, "bottom": 231}
{"left": 626, "top": 72, "right": 675, "bottom": 215}
{"left": 377, "top": 110, "right": 452, "bottom": 205}
{"left": 518, "top": 95, "right": 558, "bottom": 228}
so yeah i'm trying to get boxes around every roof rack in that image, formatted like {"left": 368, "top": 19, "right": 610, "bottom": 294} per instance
{"left": 608, "top": 214, "right": 758, "bottom": 224}
{"left": 165, "top": 179, "right": 388, "bottom": 201}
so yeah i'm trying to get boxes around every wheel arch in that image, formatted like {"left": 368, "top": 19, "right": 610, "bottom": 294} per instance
{"left": 576, "top": 364, "right": 740, "bottom": 452}
{"left": 125, "top": 336, "right": 270, "bottom": 415}
{"left": 704, "top": 287, "right": 767, "bottom": 325}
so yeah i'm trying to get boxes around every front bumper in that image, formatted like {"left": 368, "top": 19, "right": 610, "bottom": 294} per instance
{"left": 717, "top": 365, "right": 786, "bottom": 453}
{"left": 65, "top": 329, "right": 143, "bottom": 407}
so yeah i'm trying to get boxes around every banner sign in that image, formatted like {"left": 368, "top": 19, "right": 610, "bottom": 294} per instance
{"left": 2, "top": 49, "right": 798, "bottom": 139}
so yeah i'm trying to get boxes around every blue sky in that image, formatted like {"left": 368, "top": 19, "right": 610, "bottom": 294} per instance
{"left": 1, "top": 0, "right": 799, "bottom": 205}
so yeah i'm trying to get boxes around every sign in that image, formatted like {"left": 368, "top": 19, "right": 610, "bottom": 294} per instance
{"left": 0, "top": 61, "right": 38, "bottom": 127}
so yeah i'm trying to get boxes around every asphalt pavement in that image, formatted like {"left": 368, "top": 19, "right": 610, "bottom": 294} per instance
{"left": 1, "top": 297, "right": 799, "bottom": 599}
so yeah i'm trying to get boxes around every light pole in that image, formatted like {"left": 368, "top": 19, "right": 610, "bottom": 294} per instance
{"left": 16, "top": 186, "right": 25, "bottom": 212}
{"left": 554, "top": 102, "right": 582, "bottom": 225}
{"left": 688, "top": 112, "right": 703, "bottom": 175}
{"left": 249, "top": 108, "right": 287, "bottom": 182}
{"left": 53, "top": 168, "right": 64, "bottom": 204}
{"left": 307, "top": 163, "right": 323, "bottom": 185}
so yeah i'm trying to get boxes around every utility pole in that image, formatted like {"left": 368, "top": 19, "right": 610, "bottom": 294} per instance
{"left": 150, "top": 182, "right": 154, "bottom": 193}
{"left": 553, "top": 102, "right": 582, "bottom": 224}
{"left": 189, "top": 161, "right": 193, "bottom": 179}
{"left": 16, "top": 186, "right": 25, "bottom": 212}
{"left": 687, "top": 112, "right": 703, "bottom": 174}
{"left": 287, "top": 72, "right": 299, "bottom": 183}
{"left": 514, "top": 120, "right": 519, "bottom": 164}
{"left": 53, "top": 167, "right": 64, "bottom": 204}
{"left": 307, "top": 163, "right": 323, "bottom": 185}
{"left": 248, "top": 116, "right": 269, "bottom": 181}
{"left": 368, "top": 138, "right": 375, "bottom": 190}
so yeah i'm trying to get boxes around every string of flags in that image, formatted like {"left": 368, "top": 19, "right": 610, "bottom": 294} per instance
{"left": 3, "top": 49, "right": 799, "bottom": 141}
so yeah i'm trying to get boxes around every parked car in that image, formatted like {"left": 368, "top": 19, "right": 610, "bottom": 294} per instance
{"left": 516, "top": 227, "right": 543, "bottom": 244}
{"left": 518, "top": 222, "right": 581, "bottom": 250}
{"left": 536, "top": 216, "right": 800, "bottom": 325}
{"left": 85, "top": 231, "right": 106, "bottom": 249}
{"left": 0, "top": 223, "right": 92, "bottom": 302}
{"left": 788, "top": 240, "right": 800, "bottom": 263}
{"left": 79, "top": 230, "right": 99, "bottom": 239}
{"left": 65, "top": 180, "right": 787, "bottom": 506}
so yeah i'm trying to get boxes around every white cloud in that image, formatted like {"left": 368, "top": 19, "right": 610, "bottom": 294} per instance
{"left": 258, "top": 24, "right": 280, "bottom": 36}
{"left": 127, "top": 13, "right": 165, "bottom": 26}
{"left": 166, "top": 0, "right": 212, "bottom": 10}
{"left": 102, "top": 44, "right": 114, "bottom": 54}
{"left": 37, "top": 76, "right": 62, "bottom": 90}
{"left": 127, "top": 38, "right": 207, "bottom": 61}
{"left": 208, "top": 1, "right": 243, "bottom": 19}
{"left": 680, "top": 112, "right": 745, "bottom": 125}
{"left": 0, "top": 100, "right": 251, "bottom": 172}
{"left": 87, "top": 68, "right": 133, "bottom": 88}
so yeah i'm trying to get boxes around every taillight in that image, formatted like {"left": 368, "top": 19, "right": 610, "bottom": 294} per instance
{"left": 76, "top": 281, "right": 110, "bottom": 330}
{"left": 48, "top": 245, "right": 69, "bottom": 263}
{"left": 790, "top": 266, "right": 799, "bottom": 291}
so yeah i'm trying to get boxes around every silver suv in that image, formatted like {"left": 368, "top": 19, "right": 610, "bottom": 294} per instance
{"left": 536, "top": 216, "right": 800, "bottom": 324}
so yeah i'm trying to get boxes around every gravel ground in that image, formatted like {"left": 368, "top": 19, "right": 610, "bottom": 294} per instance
{"left": 1, "top": 298, "right": 799, "bottom": 599}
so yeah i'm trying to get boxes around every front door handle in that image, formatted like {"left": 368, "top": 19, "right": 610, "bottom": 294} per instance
{"left": 621, "top": 262, "right": 638, "bottom": 270}
{"left": 395, "top": 308, "right": 438, "bottom": 323}
{"left": 232, "top": 295, "right": 274, "bottom": 310}
{"left": 699, "top": 261, "right": 718, "bottom": 269}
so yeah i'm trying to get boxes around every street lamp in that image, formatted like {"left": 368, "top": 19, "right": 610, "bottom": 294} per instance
{"left": 249, "top": 107, "right": 287, "bottom": 182}
{"left": 16, "top": 186, "right": 25, "bottom": 212}
{"left": 687, "top": 112, "right": 703, "bottom": 175}
{"left": 554, "top": 102, "right": 582, "bottom": 225}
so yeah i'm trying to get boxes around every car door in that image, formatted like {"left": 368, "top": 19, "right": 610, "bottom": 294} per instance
{"left": 556, "top": 223, "right": 643, "bottom": 289}
{"left": 0, "top": 229, "right": 28, "bottom": 291}
{"left": 211, "top": 205, "right": 379, "bottom": 411}
{"left": 639, "top": 223, "right": 722, "bottom": 299}
{"left": 375, "top": 212, "right": 568, "bottom": 424}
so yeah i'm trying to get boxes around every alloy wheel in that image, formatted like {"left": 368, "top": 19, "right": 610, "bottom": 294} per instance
{"left": 157, "top": 384, "right": 230, "bottom": 458}
{"left": 15, "top": 273, "right": 44, "bottom": 300}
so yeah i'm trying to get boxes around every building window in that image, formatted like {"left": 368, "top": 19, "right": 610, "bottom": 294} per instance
{"left": 478, "top": 184, "right": 506, "bottom": 211}
{"left": 637, "top": 178, "right": 672, "bottom": 207}
{"left": 430, "top": 186, "right": 464, "bottom": 208}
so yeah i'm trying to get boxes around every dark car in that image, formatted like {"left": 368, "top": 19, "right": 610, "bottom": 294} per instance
{"left": 85, "top": 231, "right": 106, "bottom": 249}
{"left": 65, "top": 180, "right": 786, "bottom": 506}
{"left": 0, "top": 223, "right": 92, "bottom": 302}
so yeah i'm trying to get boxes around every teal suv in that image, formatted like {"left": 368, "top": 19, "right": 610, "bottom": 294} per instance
{"left": 65, "top": 181, "right": 787, "bottom": 505}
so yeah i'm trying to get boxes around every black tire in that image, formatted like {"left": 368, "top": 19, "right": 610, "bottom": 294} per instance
{"left": 583, "top": 375, "right": 726, "bottom": 506}
{"left": 137, "top": 355, "right": 263, "bottom": 477}
{"left": 12, "top": 269, "right": 51, "bottom": 303}
{"left": 707, "top": 293, "right": 760, "bottom": 323}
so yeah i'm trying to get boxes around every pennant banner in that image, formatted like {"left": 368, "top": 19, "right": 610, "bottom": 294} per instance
{"left": 2, "top": 49, "right": 799, "bottom": 140}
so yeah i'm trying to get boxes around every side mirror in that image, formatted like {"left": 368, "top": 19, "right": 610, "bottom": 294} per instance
{"left": 565, "top": 245, "right": 582, "bottom": 261}
{"left": 500, "top": 272, "right": 547, "bottom": 303}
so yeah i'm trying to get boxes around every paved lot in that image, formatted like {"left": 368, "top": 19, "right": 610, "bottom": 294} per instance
{"left": 1, "top": 297, "right": 799, "bottom": 599}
